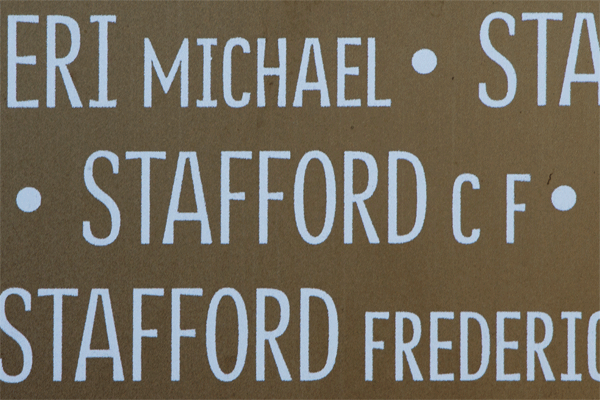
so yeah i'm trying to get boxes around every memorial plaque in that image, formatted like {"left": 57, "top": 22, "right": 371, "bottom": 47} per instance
{"left": 1, "top": 1, "right": 600, "bottom": 398}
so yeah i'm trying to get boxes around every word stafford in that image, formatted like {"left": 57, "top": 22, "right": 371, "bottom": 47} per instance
{"left": 0, "top": 287, "right": 338, "bottom": 383}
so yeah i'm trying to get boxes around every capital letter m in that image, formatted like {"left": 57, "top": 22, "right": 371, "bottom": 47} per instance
{"left": 144, "top": 38, "right": 189, "bottom": 107}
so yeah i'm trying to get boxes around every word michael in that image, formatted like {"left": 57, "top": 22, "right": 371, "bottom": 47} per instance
{"left": 0, "top": 287, "right": 338, "bottom": 383}
{"left": 84, "top": 150, "right": 531, "bottom": 246}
